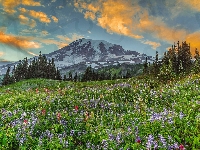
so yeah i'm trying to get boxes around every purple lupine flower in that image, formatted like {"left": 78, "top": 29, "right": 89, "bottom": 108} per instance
{"left": 179, "top": 112, "right": 184, "bottom": 119}
{"left": 146, "top": 134, "right": 154, "bottom": 149}
{"left": 159, "top": 134, "right": 167, "bottom": 148}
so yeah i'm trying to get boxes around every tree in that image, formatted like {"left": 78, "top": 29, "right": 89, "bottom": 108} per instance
{"left": 56, "top": 67, "right": 62, "bottom": 80}
{"left": 192, "top": 48, "right": 200, "bottom": 73}
{"left": 2, "top": 66, "right": 11, "bottom": 85}
{"left": 74, "top": 72, "right": 78, "bottom": 81}
{"left": 158, "top": 59, "right": 175, "bottom": 82}
{"left": 143, "top": 57, "right": 148, "bottom": 74}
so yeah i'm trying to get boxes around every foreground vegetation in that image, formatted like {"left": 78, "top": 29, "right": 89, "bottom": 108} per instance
{"left": 0, "top": 73, "right": 199, "bottom": 149}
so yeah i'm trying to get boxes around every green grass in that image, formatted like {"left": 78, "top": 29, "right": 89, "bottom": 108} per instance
{"left": 0, "top": 74, "right": 199, "bottom": 149}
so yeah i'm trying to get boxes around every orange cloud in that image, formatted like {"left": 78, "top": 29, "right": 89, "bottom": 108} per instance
{"left": 186, "top": 31, "right": 200, "bottom": 56}
{"left": 21, "top": 0, "right": 41, "bottom": 6}
{"left": 39, "top": 39, "right": 68, "bottom": 49}
{"left": 74, "top": 0, "right": 143, "bottom": 39}
{"left": 141, "top": 40, "right": 161, "bottom": 50}
{"left": 180, "top": 0, "right": 200, "bottom": 12}
{"left": 51, "top": 16, "right": 58, "bottom": 23}
{"left": 0, "top": 31, "right": 41, "bottom": 49}
{"left": 18, "top": 14, "right": 36, "bottom": 28}
{"left": 74, "top": 0, "right": 191, "bottom": 46}
{"left": 1, "top": 0, "right": 41, "bottom": 14}
{"left": 18, "top": 8, "right": 51, "bottom": 23}
{"left": 29, "top": 10, "right": 51, "bottom": 23}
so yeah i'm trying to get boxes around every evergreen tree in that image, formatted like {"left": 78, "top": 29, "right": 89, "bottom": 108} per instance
{"left": 2, "top": 66, "right": 11, "bottom": 85}
{"left": 63, "top": 75, "right": 67, "bottom": 81}
{"left": 68, "top": 71, "right": 72, "bottom": 81}
{"left": 125, "top": 69, "right": 131, "bottom": 78}
{"left": 192, "top": 48, "right": 200, "bottom": 73}
{"left": 143, "top": 57, "right": 148, "bottom": 74}
{"left": 56, "top": 67, "right": 62, "bottom": 80}
{"left": 74, "top": 72, "right": 78, "bottom": 82}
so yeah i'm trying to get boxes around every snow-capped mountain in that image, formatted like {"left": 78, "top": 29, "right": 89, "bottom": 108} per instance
{"left": 0, "top": 38, "right": 154, "bottom": 76}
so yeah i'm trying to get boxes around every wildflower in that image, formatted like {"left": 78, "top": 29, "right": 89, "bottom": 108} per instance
{"left": 23, "top": 119, "right": 28, "bottom": 125}
{"left": 41, "top": 109, "right": 46, "bottom": 116}
{"left": 136, "top": 137, "right": 141, "bottom": 143}
{"left": 179, "top": 112, "right": 184, "bottom": 119}
{"left": 84, "top": 111, "right": 89, "bottom": 121}
{"left": 57, "top": 113, "right": 61, "bottom": 121}
{"left": 75, "top": 105, "right": 78, "bottom": 111}
{"left": 179, "top": 144, "right": 184, "bottom": 150}
{"left": 44, "top": 88, "right": 48, "bottom": 93}
{"left": 100, "top": 94, "right": 103, "bottom": 99}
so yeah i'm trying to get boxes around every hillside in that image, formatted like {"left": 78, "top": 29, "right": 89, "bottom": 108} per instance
{"left": 0, "top": 74, "right": 199, "bottom": 149}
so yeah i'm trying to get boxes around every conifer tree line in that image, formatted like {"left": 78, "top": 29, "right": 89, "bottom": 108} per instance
{"left": 143, "top": 41, "right": 200, "bottom": 81}
{"left": 1, "top": 51, "right": 62, "bottom": 86}
{"left": 1, "top": 50, "right": 139, "bottom": 85}
{"left": 63, "top": 65, "right": 134, "bottom": 82}
{"left": 2, "top": 40, "right": 200, "bottom": 86}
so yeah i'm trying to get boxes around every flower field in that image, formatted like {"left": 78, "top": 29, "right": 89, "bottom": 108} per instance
{"left": 0, "top": 74, "right": 199, "bottom": 149}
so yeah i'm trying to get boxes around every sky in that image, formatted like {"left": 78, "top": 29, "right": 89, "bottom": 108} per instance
{"left": 0, "top": 0, "right": 200, "bottom": 62}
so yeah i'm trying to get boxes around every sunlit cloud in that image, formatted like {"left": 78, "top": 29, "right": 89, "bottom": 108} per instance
{"left": 141, "top": 40, "right": 161, "bottom": 50}
{"left": 0, "top": 0, "right": 41, "bottom": 14}
{"left": 74, "top": 0, "right": 143, "bottom": 39}
{"left": 18, "top": 8, "right": 51, "bottom": 23}
{"left": 74, "top": 0, "right": 191, "bottom": 46}
{"left": 29, "top": 10, "right": 51, "bottom": 23}
{"left": 18, "top": 14, "right": 36, "bottom": 28}
{"left": 39, "top": 39, "right": 69, "bottom": 49}
{"left": 51, "top": 16, "right": 58, "bottom": 23}
{"left": 0, "top": 31, "right": 41, "bottom": 49}
{"left": 186, "top": 31, "right": 200, "bottom": 55}
{"left": 180, "top": 0, "right": 200, "bottom": 12}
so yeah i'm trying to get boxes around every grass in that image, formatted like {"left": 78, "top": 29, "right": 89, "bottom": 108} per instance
{"left": 0, "top": 74, "right": 199, "bottom": 149}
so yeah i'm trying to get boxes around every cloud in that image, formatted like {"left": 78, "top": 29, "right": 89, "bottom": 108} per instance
{"left": 51, "top": 16, "right": 58, "bottom": 23}
{"left": 39, "top": 39, "right": 68, "bottom": 49}
{"left": 0, "top": 31, "right": 41, "bottom": 49}
{"left": 0, "top": 51, "right": 4, "bottom": 57}
{"left": 74, "top": 0, "right": 143, "bottom": 39}
{"left": 29, "top": 10, "right": 51, "bottom": 23}
{"left": 0, "top": 27, "right": 7, "bottom": 32}
{"left": 186, "top": 31, "right": 200, "bottom": 55}
{"left": 73, "top": 0, "right": 191, "bottom": 46}
{"left": 180, "top": 0, "right": 200, "bottom": 12}
{"left": 141, "top": 40, "right": 161, "bottom": 50}
{"left": 18, "top": 14, "right": 36, "bottom": 28}
{"left": 38, "top": 33, "right": 84, "bottom": 49}
{"left": 18, "top": 8, "right": 51, "bottom": 23}
{"left": 1, "top": 0, "right": 41, "bottom": 14}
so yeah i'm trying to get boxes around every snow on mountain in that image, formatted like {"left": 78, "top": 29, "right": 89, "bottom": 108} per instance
{"left": 0, "top": 38, "right": 154, "bottom": 75}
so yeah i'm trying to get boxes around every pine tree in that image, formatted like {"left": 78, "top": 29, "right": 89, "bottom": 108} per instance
{"left": 63, "top": 75, "right": 67, "bottom": 81}
{"left": 56, "top": 67, "right": 62, "bottom": 80}
{"left": 125, "top": 69, "right": 131, "bottom": 78}
{"left": 192, "top": 48, "right": 200, "bottom": 73}
{"left": 74, "top": 72, "right": 78, "bottom": 82}
{"left": 152, "top": 51, "right": 160, "bottom": 76}
{"left": 143, "top": 57, "right": 148, "bottom": 74}
{"left": 2, "top": 66, "right": 11, "bottom": 85}
{"left": 68, "top": 71, "right": 72, "bottom": 81}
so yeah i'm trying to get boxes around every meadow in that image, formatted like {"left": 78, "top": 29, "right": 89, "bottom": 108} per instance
{"left": 0, "top": 74, "right": 199, "bottom": 149}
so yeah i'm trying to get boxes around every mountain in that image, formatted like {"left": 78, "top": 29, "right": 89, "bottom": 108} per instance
{"left": 0, "top": 38, "right": 154, "bottom": 76}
